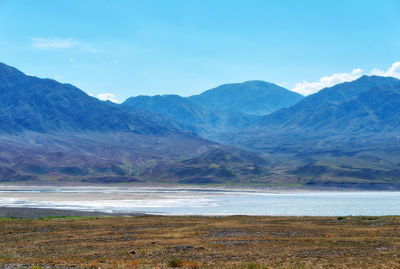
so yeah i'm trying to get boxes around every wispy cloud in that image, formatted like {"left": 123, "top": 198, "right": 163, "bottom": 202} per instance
{"left": 371, "top": 62, "right": 400, "bottom": 79}
{"left": 293, "top": 68, "right": 363, "bottom": 96}
{"left": 31, "top": 37, "right": 96, "bottom": 52}
{"left": 96, "top": 93, "right": 119, "bottom": 103}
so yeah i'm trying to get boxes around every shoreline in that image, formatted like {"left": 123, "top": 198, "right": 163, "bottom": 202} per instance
{"left": 1, "top": 185, "right": 400, "bottom": 217}
{"left": 2, "top": 183, "right": 400, "bottom": 192}
{"left": 0, "top": 206, "right": 146, "bottom": 219}
{"left": 1, "top": 205, "right": 399, "bottom": 219}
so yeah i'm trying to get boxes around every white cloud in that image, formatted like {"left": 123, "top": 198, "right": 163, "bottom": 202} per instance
{"left": 371, "top": 62, "right": 400, "bottom": 79}
{"left": 31, "top": 37, "right": 96, "bottom": 52}
{"left": 292, "top": 61, "right": 400, "bottom": 96}
{"left": 32, "top": 38, "right": 78, "bottom": 49}
{"left": 96, "top": 93, "right": 119, "bottom": 103}
{"left": 293, "top": 68, "right": 364, "bottom": 96}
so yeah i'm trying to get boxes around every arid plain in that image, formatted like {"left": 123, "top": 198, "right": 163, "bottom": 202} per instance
{"left": 1, "top": 215, "right": 399, "bottom": 268}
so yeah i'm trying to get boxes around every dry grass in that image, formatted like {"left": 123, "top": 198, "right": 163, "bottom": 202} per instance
{"left": 1, "top": 215, "right": 400, "bottom": 268}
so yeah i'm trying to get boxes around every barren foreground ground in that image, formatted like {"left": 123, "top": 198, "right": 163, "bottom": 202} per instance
{"left": 1, "top": 215, "right": 400, "bottom": 268}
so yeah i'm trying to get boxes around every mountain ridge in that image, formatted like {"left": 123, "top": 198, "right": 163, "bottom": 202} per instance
{"left": 121, "top": 80, "right": 302, "bottom": 136}
{"left": 0, "top": 62, "right": 273, "bottom": 185}
{"left": 254, "top": 75, "right": 400, "bottom": 132}
{"left": 2, "top": 61, "right": 400, "bottom": 188}
{"left": 189, "top": 80, "right": 304, "bottom": 115}
{"left": 212, "top": 75, "right": 400, "bottom": 185}
{"left": 0, "top": 62, "right": 181, "bottom": 135}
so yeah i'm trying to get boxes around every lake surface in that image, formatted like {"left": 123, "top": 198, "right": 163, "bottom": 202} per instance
{"left": 0, "top": 186, "right": 400, "bottom": 216}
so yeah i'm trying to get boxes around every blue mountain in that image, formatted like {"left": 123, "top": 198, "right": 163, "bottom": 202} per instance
{"left": 215, "top": 76, "right": 400, "bottom": 186}
{"left": 0, "top": 62, "right": 271, "bottom": 184}
{"left": 189, "top": 80, "right": 303, "bottom": 115}
{"left": 255, "top": 75, "right": 400, "bottom": 132}
{"left": 0, "top": 62, "right": 176, "bottom": 134}
{"left": 122, "top": 94, "right": 221, "bottom": 134}
{"left": 121, "top": 80, "right": 303, "bottom": 136}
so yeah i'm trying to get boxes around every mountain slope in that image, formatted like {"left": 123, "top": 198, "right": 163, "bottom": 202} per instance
{"left": 189, "top": 80, "right": 304, "bottom": 115}
{"left": 214, "top": 76, "right": 400, "bottom": 186}
{"left": 142, "top": 147, "right": 270, "bottom": 184}
{"left": 316, "top": 85, "right": 400, "bottom": 133}
{"left": 0, "top": 62, "right": 175, "bottom": 134}
{"left": 121, "top": 95, "right": 221, "bottom": 134}
{"left": 0, "top": 62, "right": 272, "bottom": 185}
{"left": 121, "top": 80, "right": 301, "bottom": 136}
{"left": 256, "top": 75, "right": 400, "bottom": 131}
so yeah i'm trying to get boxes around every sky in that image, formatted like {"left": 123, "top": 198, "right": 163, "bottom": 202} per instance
{"left": 0, "top": 0, "right": 400, "bottom": 103}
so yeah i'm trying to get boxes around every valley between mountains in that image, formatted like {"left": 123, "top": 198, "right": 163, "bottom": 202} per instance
{"left": 1, "top": 62, "right": 400, "bottom": 189}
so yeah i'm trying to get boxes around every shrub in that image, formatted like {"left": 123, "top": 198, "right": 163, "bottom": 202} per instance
{"left": 325, "top": 233, "right": 334, "bottom": 238}
{"left": 183, "top": 260, "right": 200, "bottom": 269}
{"left": 89, "top": 261, "right": 99, "bottom": 269}
{"left": 168, "top": 258, "right": 183, "bottom": 267}
{"left": 369, "top": 231, "right": 376, "bottom": 237}
{"left": 247, "top": 263, "right": 258, "bottom": 269}
{"left": 265, "top": 232, "right": 270, "bottom": 239}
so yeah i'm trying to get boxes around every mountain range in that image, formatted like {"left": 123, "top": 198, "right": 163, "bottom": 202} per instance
{"left": 0, "top": 62, "right": 176, "bottom": 135}
{"left": 121, "top": 80, "right": 303, "bottom": 137}
{"left": 215, "top": 75, "right": 400, "bottom": 188}
{"left": 0, "top": 62, "right": 271, "bottom": 185}
{"left": 1, "top": 61, "right": 400, "bottom": 189}
{"left": 255, "top": 75, "right": 400, "bottom": 133}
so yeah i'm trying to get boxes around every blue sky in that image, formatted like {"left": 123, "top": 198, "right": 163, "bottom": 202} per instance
{"left": 1, "top": 0, "right": 400, "bottom": 102}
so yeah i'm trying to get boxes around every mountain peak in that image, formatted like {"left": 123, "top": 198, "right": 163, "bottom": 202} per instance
{"left": 241, "top": 80, "right": 274, "bottom": 85}
{"left": 255, "top": 73, "right": 400, "bottom": 132}
{"left": 189, "top": 80, "right": 303, "bottom": 115}
{"left": 355, "top": 74, "right": 399, "bottom": 82}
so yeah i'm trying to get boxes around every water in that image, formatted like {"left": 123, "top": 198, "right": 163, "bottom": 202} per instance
{"left": 0, "top": 186, "right": 399, "bottom": 216}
